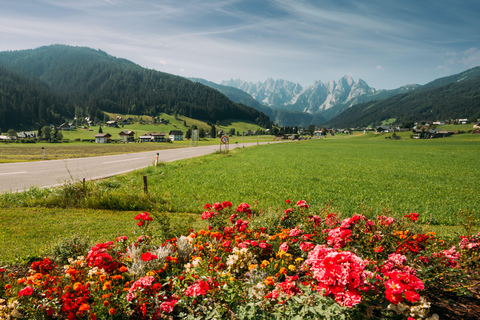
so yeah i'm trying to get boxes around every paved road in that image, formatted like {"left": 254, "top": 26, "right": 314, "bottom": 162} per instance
{"left": 0, "top": 141, "right": 276, "bottom": 193}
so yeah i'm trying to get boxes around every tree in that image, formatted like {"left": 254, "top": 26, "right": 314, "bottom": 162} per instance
{"left": 56, "top": 130, "right": 63, "bottom": 141}
{"left": 185, "top": 128, "right": 192, "bottom": 140}
{"left": 99, "top": 127, "right": 103, "bottom": 133}
{"left": 199, "top": 128, "right": 206, "bottom": 139}
{"left": 307, "top": 124, "right": 315, "bottom": 136}
{"left": 210, "top": 125, "right": 217, "bottom": 138}
{"left": 184, "top": 120, "right": 187, "bottom": 127}
{"left": 41, "top": 126, "right": 51, "bottom": 141}
{"left": 228, "top": 128, "right": 236, "bottom": 136}
{"left": 7, "top": 129, "right": 17, "bottom": 139}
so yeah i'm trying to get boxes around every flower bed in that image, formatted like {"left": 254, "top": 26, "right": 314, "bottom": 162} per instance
{"left": 1, "top": 200, "right": 479, "bottom": 319}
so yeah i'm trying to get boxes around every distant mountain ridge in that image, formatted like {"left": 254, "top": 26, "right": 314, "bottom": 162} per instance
{"left": 189, "top": 78, "right": 326, "bottom": 127}
{"left": 221, "top": 76, "right": 376, "bottom": 118}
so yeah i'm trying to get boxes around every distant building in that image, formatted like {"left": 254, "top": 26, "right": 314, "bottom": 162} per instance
{"left": 139, "top": 132, "right": 166, "bottom": 142}
{"left": 94, "top": 133, "right": 111, "bottom": 143}
{"left": 169, "top": 130, "right": 184, "bottom": 141}
{"left": 106, "top": 121, "right": 118, "bottom": 127}
{"left": 119, "top": 130, "right": 135, "bottom": 142}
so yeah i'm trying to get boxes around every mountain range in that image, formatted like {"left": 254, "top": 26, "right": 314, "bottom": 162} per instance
{"left": 216, "top": 67, "right": 480, "bottom": 127}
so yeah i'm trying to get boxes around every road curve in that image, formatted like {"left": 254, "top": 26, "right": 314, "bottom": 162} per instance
{"left": 0, "top": 141, "right": 278, "bottom": 193}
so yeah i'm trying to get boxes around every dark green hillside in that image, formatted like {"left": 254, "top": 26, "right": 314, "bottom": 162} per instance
{"left": 0, "top": 66, "right": 72, "bottom": 130}
{"left": 327, "top": 76, "right": 480, "bottom": 128}
{"left": 0, "top": 45, "right": 272, "bottom": 128}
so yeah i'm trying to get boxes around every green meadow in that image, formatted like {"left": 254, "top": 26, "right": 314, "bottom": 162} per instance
{"left": 1, "top": 132, "right": 479, "bottom": 262}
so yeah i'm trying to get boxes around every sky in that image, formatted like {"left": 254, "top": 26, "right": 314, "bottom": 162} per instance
{"left": 1, "top": 0, "right": 479, "bottom": 90}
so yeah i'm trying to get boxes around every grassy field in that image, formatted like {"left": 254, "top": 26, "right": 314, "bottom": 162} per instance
{"left": 1, "top": 133, "right": 479, "bottom": 262}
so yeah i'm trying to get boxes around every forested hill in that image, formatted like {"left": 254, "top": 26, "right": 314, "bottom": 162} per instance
{"left": 326, "top": 75, "right": 480, "bottom": 128}
{"left": 0, "top": 66, "right": 72, "bottom": 131}
{"left": 0, "top": 45, "right": 272, "bottom": 129}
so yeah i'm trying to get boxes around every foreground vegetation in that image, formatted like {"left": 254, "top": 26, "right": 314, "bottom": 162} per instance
{"left": 0, "top": 201, "right": 479, "bottom": 319}
{"left": 0, "top": 133, "right": 479, "bottom": 319}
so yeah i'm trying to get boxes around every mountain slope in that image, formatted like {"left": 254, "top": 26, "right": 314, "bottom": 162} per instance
{"left": 0, "top": 66, "right": 68, "bottom": 130}
{"left": 326, "top": 76, "right": 480, "bottom": 128}
{"left": 0, "top": 45, "right": 272, "bottom": 129}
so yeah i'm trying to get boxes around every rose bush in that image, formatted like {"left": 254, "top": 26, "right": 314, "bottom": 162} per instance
{"left": 0, "top": 200, "right": 478, "bottom": 319}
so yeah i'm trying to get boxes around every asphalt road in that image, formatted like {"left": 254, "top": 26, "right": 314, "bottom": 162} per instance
{"left": 0, "top": 141, "right": 276, "bottom": 193}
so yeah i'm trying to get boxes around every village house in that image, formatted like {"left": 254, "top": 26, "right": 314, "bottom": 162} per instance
{"left": 106, "top": 121, "right": 118, "bottom": 127}
{"left": 59, "top": 123, "right": 73, "bottom": 131}
{"left": 473, "top": 122, "right": 480, "bottom": 128}
{"left": 119, "top": 130, "right": 135, "bottom": 142}
{"left": 94, "top": 133, "right": 111, "bottom": 143}
{"left": 17, "top": 132, "right": 37, "bottom": 139}
{"left": 138, "top": 132, "right": 166, "bottom": 142}
{"left": 376, "top": 126, "right": 391, "bottom": 133}
{"left": 169, "top": 130, "right": 184, "bottom": 141}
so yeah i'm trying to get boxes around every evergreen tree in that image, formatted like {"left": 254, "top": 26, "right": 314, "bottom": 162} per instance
{"left": 99, "top": 126, "right": 103, "bottom": 133}
{"left": 199, "top": 128, "right": 206, "bottom": 139}
{"left": 210, "top": 125, "right": 217, "bottom": 138}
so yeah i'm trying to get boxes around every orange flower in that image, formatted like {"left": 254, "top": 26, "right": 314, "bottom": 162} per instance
{"left": 264, "top": 277, "right": 275, "bottom": 286}
{"left": 119, "top": 266, "right": 128, "bottom": 273}
{"left": 78, "top": 303, "right": 90, "bottom": 312}
{"left": 4, "top": 284, "right": 12, "bottom": 290}
{"left": 279, "top": 267, "right": 287, "bottom": 275}
{"left": 103, "top": 281, "right": 112, "bottom": 291}
{"left": 111, "top": 275, "right": 123, "bottom": 280}
{"left": 73, "top": 282, "right": 83, "bottom": 291}
{"left": 103, "top": 300, "right": 109, "bottom": 307}
{"left": 108, "top": 308, "right": 116, "bottom": 315}
{"left": 99, "top": 275, "right": 106, "bottom": 282}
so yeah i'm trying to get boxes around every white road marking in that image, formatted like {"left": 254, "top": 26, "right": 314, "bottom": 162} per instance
{"left": 0, "top": 171, "right": 27, "bottom": 176}
{"left": 103, "top": 157, "right": 146, "bottom": 164}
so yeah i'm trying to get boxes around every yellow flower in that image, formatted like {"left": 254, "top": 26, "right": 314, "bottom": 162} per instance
{"left": 288, "top": 265, "right": 296, "bottom": 271}
{"left": 229, "top": 277, "right": 235, "bottom": 282}
{"left": 295, "top": 257, "right": 303, "bottom": 264}
{"left": 146, "top": 271, "right": 156, "bottom": 276}
{"left": 248, "top": 264, "right": 257, "bottom": 271}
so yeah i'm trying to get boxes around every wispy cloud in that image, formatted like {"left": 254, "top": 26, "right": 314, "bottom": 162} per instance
{"left": 0, "top": 0, "right": 479, "bottom": 89}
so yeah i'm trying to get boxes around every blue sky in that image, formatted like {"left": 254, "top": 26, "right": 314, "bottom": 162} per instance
{"left": 1, "top": 0, "right": 479, "bottom": 89}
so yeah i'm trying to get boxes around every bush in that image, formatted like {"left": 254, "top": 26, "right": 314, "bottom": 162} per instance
{"left": 50, "top": 234, "right": 91, "bottom": 265}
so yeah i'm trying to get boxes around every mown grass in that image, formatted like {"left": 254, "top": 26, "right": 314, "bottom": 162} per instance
{"left": 1, "top": 133, "right": 478, "bottom": 262}
{"left": 0, "top": 207, "right": 202, "bottom": 263}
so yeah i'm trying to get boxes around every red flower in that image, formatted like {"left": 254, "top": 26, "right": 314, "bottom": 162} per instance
{"left": 403, "top": 212, "right": 419, "bottom": 221}
{"left": 141, "top": 252, "right": 158, "bottom": 262}
{"left": 185, "top": 279, "right": 211, "bottom": 297}
{"left": 296, "top": 200, "right": 309, "bottom": 208}
{"left": 18, "top": 286, "right": 34, "bottom": 297}
{"left": 285, "top": 199, "right": 292, "bottom": 204}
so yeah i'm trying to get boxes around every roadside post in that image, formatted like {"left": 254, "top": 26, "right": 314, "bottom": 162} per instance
{"left": 155, "top": 153, "right": 159, "bottom": 166}
{"left": 143, "top": 175, "right": 148, "bottom": 194}
{"left": 221, "top": 135, "right": 229, "bottom": 154}
{"left": 42, "top": 147, "right": 45, "bottom": 159}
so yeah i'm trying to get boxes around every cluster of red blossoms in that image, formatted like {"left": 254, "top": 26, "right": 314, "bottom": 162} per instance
{"left": 134, "top": 212, "right": 153, "bottom": 226}
{"left": 403, "top": 212, "right": 419, "bottom": 221}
